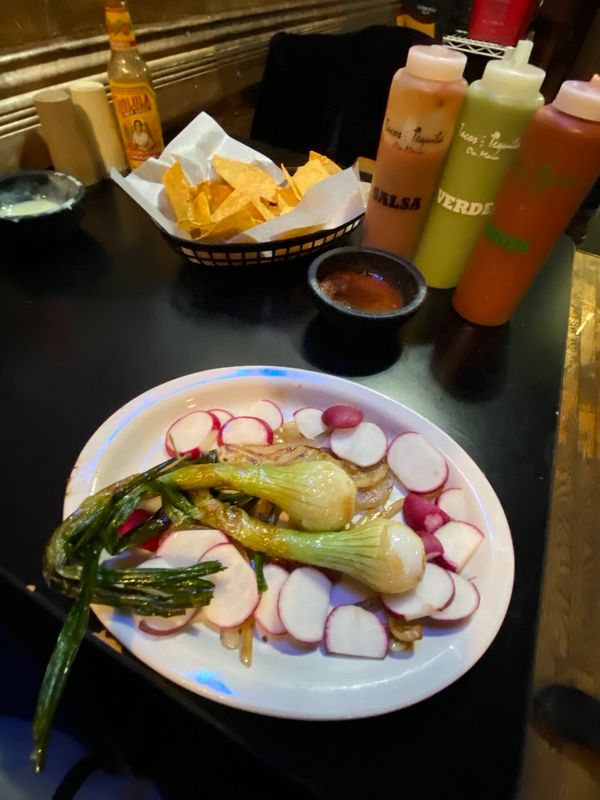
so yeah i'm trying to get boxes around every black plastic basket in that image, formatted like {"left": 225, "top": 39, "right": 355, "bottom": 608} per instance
{"left": 158, "top": 213, "right": 364, "bottom": 268}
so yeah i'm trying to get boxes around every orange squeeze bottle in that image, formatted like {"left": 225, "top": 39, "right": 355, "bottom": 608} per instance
{"left": 453, "top": 77, "right": 600, "bottom": 326}
{"left": 361, "top": 45, "right": 467, "bottom": 261}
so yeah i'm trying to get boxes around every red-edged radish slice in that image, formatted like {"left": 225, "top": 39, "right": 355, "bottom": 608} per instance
{"left": 208, "top": 408, "right": 233, "bottom": 427}
{"left": 321, "top": 404, "right": 363, "bottom": 430}
{"left": 118, "top": 508, "right": 151, "bottom": 536}
{"left": 403, "top": 493, "right": 450, "bottom": 534}
{"left": 293, "top": 407, "right": 328, "bottom": 439}
{"left": 429, "top": 573, "right": 480, "bottom": 622}
{"left": 200, "top": 543, "right": 259, "bottom": 628}
{"left": 255, "top": 563, "right": 289, "bottom": 635}
{"left": 138, "top": 496, "right": 162, "bottom": 514}
{"left": 381, "top": 562, "right": 454, "bottom": 621}
{"left": 330, "top": 422, "right": 387, "bottom": 468}
{"left": 434, "top": 521, "right": 484, "bottom": 573}
{"left": 419, "top": 531, "right": 445, "bottom": 561}
{"left": 157, "top": 528, "right": 228, "bottom": 567}
{"left": 324, "top": 605, "right": 388, "bottom": 659}
{"left": 387, "top": 432, "right": 448, "bottom": 494}
{"left": 134, "top": 557, "right": 196, "bottom": 635}
{"left": 329, "top": 575, "right": 375, "bottom": 608}
{"left": 165, "top": 410, "right": 220, "bottom": 458}
{"left": 137, "top": 609, "right": 196, "bottom": 636}
{"left": 217, "top": 416, "right": 274, "bottom": 446}
{"left": 118, "top": 508, "right": 162, "bottom": 551}
{"left": 250, "top": 399, "right": 284, "bottom": 431}
{"left": 436, "top": 488, "right": 469, "bottom": 522}
{"left": 278, "top": 567, "right": 332, "bottom": 643}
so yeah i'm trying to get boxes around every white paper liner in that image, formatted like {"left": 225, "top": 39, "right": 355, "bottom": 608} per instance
{"left": 110, "top": 112, "right": 365, "bottom": 244}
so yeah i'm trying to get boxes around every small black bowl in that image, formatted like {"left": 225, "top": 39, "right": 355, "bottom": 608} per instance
{"left": 0, "top": 170, "right": 86, "bottom": 247}
{"left": 308, "top": 246, "right": 427, "bottom": 329}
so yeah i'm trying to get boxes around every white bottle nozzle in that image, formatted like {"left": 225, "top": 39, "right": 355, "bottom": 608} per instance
{"left": 510, "top": 39, "right": 533, "bottom": 66}
{"left": 480, "top": 38, "right": 544, "bottom": 100}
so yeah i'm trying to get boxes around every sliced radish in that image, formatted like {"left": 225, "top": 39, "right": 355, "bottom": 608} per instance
{"left": 330, "top": 575, "right": 375, "bottom": 608}
{"left": 403, "top": 492, "right": 450, "bottom": 534}
{"left": 434, "top": 521, "right": 484, "bottom": 573}
{"left": 250, "top": 399, "right": 284, "bottom": 431}
{"left": 294, "top": 407, "right": 328, "bottom": 439}
{"left": 138, "top": 496, "right": 162, "bottom": 515}
{"left": 157, "top": 528, "right": 228, "bottom": 567}
{"left": 429, "top": 573, "right": 480, "bottom": 622}
{"left": 324, "top": 605, "right": 388, "bottom": 659}
{"left": 217, "top": 416, "right": 274, "bottom": 446}
{"left": 255, "top": 563, "right": 289, "bottom": 635}
{"left": 278, "top": 567, "right": 332, "bottom": 643}
{"left": 330, "top": 421, "right": 387, "bottom": 468}
{"left": 419, "top": 531, "right": 445, "bottom": 561}
{"left": 118, "top": 508, "right": 151, "bottom": 536}
{"left": 165, "top": 410, "right": 220, "bottom": 458}
{"left": 200, "top": 542, "right": 259, "bottom": 628}
{"left": 381, "top": 562, "right": 454, "bottom": 621}
{"left": 208, "top": 408, "right": 234, "bottom": 427}
{"left": 436, "top": 488, "right": 469, "bottom": 522}
{"left": 134, "top": 557, "right": 196, "bottom": 635}
{"left": 137, "top": 608, "right": 196, "bottom": 636}
{"left": 321, "top": 404, "right": 363, "bottom": 430}
{"left": 387, "top": 432, "right": 448, "bottom": 494}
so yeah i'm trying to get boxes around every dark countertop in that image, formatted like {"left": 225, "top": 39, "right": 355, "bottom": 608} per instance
{"left": 0, "top": 178, "right": 572, "bottom": 798}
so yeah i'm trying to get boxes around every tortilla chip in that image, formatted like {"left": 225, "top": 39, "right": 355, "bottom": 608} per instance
{"left": 212, "top": 155, "right": 278, "bottom": 203}
{"left": 250, "top": 199, "right": 274, "bottom": 221}
{"left": 292, "top": 159, "right": 330, "bottom": 196}
{"left": 211, "top": 188, "right": 260, "bottom": 223}
{"left": 309, "top": 151, "right": 342, "bottom": 176}
{"left": 162, "top": 162, "right": 193, "bottom": 221}
{"left": 274, "top": 224, "right": 324, "bottom": 240}
{"left": 207, "top": 181, "right": 233, "bottom": 213}
{"left": 190, "top": 191, "right": 212, "bottom": 226}
{"left": 199, "top": 206, "right": 259, "bottom": 242}
{"left": 280, "top": 164, "right": 301, "bottom": 201}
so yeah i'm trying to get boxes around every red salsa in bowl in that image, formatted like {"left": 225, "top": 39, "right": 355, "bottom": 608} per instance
{"left": 308, "top": 245, "right": 426, "bottom": 329}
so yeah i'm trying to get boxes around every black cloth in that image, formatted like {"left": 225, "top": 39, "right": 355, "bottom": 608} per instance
{"left": 250, "top": 26, "right": 433, "bottom": 166}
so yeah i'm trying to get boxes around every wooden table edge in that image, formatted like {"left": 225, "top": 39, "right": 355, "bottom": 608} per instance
{"left": 520, "top": 248, "right": 600, "bottom": 797}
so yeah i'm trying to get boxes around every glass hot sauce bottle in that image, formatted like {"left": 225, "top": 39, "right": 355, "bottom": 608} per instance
{"left": 105, "top": 0, "right": 164, "bottom": 170}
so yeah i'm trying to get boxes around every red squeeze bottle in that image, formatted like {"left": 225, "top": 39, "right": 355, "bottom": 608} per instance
{"left": 453, "top": 78, "right": 600, "bottom": 327}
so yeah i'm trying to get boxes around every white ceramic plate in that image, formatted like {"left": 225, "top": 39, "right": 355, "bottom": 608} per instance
{"left": 64, "top": 366, "right": 514, "bottom": 720}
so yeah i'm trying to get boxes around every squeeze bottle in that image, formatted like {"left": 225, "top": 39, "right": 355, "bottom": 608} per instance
{"left": 361, "top": 45, "right": 467, "bottom": 261}
{"left": 453, "top": 78, "right": 600, "bottom": 326}
{"left": 414, "top": 40, "right": 545, "bottom": 288}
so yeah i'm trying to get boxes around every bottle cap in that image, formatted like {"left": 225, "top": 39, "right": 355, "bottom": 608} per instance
{"left": 406, "top": 45, "right": 467, "bottom": 82}
{"left": 480, "top": 40, "right": 545, "bottom": 100}
{"left": 553, "top": 79, "right": 600, "bottom": 122}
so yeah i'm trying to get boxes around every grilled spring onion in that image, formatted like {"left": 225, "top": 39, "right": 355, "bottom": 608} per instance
{"left": 35, "top": 455, "right": 222, "bottom": 773}
{"left": 190, "top": 491, "right": 425, "bottom": 594}
{"left": 160, "top": 460, "right": 357, "bottom": 532}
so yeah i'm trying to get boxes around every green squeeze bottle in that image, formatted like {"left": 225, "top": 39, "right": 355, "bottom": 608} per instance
{"left": 414, "top": 40, "right": 545, "bottom": 288}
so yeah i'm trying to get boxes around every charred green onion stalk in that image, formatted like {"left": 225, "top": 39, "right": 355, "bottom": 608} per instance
{"left": 34, "top": 455, "right": 222, "bottom": 774}
{"left": 160, "top": 460, "right": 357, "bottom": 531}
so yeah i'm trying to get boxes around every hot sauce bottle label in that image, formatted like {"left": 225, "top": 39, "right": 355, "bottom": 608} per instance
{"left": 110, "top": 82, "right": 164, "bottom": 168}
{"left": 105, "top": 6, "right": 137, "bottom": 51}
{"left": 383, "top": 117, "right": 446, "bottom": 153}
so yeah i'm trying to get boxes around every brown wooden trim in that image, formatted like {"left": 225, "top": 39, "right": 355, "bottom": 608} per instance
{"left": 520, "top": 249, "right": 600, "bottom": 796}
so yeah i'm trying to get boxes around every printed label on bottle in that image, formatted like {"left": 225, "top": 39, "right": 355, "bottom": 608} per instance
{"left": 110, "top": 82, "right": 164, "bottom": 169}
{"left": 105, "top": 6, "right": 137, "bottom": 51}
{"left": 457, "top": 123, "right": 520, "bottom": 161}
{"left": 436, "top": 188, "right": 494, "bottom": 216}
{"left": 512, "top": 158, "right": 577, "bottom": 192}
{"left": 485, "top": 222, "right": 529, "bottom": 254}
{"left": 371, "top": 186, "right": 421, "bottom": 210}
{"left": 383, "top": 117, "right": 446, "bottom": 154}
